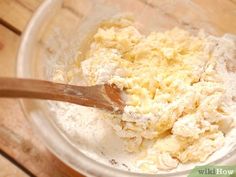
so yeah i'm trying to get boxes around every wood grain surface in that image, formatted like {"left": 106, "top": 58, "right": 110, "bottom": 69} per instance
{"left": 0, "top": 24, "right": 84, "bottom": 177}
{"left": 0, "top": 154, "right": 29, "bottom": 177}
{"left": 0, "top": 0, "right": 84, "bottom": 176}
{"left": 0, "top": 78, "right": 124, "bottom": 113}
{"left": 0, "top": 0, "right": 43, "bottom": 34}
{"left": 0, "top": 0, "right": 236, "bottom": 177}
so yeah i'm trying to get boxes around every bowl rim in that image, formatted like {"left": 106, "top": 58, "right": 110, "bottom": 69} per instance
{"left": 16, "top": 0, "right": 236, "bottom": 176}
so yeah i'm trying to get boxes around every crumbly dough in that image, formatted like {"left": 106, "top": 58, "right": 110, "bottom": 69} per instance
{"left": 80, "top": 17, "right": 236, "bottom": 171}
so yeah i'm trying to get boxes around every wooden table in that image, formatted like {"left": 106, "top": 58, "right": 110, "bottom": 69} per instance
{"left": 0, "top": 0, "right": 84, "bottom": 176}
{"left": 0, "top": 0, "right": 236, "bottom": 177}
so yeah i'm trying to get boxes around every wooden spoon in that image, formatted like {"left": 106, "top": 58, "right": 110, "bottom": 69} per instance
{"left": 0, "top": 77, "right": 124, "bottom": 113}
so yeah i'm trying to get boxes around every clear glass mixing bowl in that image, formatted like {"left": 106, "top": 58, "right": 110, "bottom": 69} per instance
{"left": 17, "top": 0, "right": 236, "bottom": 176}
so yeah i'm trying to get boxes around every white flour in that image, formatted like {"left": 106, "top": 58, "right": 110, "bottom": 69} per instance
{"left": 44, "top": 26, "right": 236, "bottom": 174}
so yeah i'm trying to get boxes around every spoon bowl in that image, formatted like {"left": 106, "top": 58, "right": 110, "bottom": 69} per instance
{"left": 0, "top": 77, "right": 125, "bottom": 113}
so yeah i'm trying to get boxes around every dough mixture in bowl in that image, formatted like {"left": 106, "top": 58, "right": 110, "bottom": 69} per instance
{"left": 50, "top": 17, "right": 236, "bottom": 173}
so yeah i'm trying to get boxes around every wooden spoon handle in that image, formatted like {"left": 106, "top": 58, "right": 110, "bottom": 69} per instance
{"left": 0, "top": 77, "right": 124, "bottom": 112}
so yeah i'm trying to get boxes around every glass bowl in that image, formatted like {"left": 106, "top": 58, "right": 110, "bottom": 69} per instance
{"left": 17, "top": 0, "right": 236, "bottom": 176}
